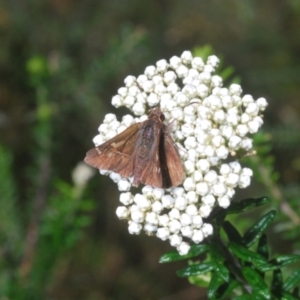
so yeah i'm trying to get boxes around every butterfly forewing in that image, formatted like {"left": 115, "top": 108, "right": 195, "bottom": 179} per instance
{"left": 138, "top": 123, "right": 164, "bottom": 187}
{"left": 164, "top": 133, "right": 185, "bottom": 187}
{"left": 84, "top": 123, "right": 141, "bottom": 176}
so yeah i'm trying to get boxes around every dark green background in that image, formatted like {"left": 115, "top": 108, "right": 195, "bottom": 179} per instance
{"left": 1, "top": 1, "right": 300, "bottom": 299}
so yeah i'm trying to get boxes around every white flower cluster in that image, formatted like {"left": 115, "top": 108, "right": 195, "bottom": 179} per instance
{"left": 92, "top": 51, "right": 268, "bottom": 255}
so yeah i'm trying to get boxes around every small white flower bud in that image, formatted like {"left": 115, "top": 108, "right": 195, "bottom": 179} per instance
{"left": 183, "top": 177, "right": 196, "bottom": 191}
{"left": 182, "top": 85, "right": 197, "bottom": 98}
{"left": 229, "top": 84, "right": 242, "bottom": 96}
{"left": 156, "top": 227, "right": 170, "bottom": 240}
{"left": 158, "top": 214, "right": 169, "bottom": 226}
{"left": 204, "top": 170, "right": 218, "bottom": 185}
{"left": 144, "top": 223, "right": 157, "bottom": 234}
{"left": 202, "top": 223, "right": 213, "bottom": 237}
{"left": 242, "top": 94, "right": 254, "bottom": 105}
{"left": 169, "top": 234, "right": 182, "bottom": 247}
{"left": 147, "top": 93, "right": 159, "bottom": 107}
{"left": 212, "top": 182, "right": 227, "bottom": 196}
{"left": 124, "top": 75, "right": 136, "bottom": 87}
{"left": 119, "top": 192, "right": 133, "bottom": 205}
{"left": 181, "top": 50, "right": 193, "bottom": 63}
{"left": 164, "top": 71, "right": 177, "bottom": 84}
{"left": 239, "top": 175, "right": 251, "bottom": 188}
{"left": 241, "top": 167, "right": 253, "bottom": 176}
{"left": 248, "top": 120, "right": 260, "bottom": 133}
{"left": 186, "top": 204, "right": 198, "bottom": 216}
{"left": 181, "top": 226, "right": 193, "bottom": 238}
{"left": 192, "top": 230, "right": 204, "bottom": 243}
{"left": 191, "top": 57, "right": 204, "bottom": 70}
{"left": 174, "top": 196, "right": 188, "bottom": 211}
{"left": 180, "top": 213, "right": 192, "bottom": 226}
{"left": 145, "top": 212, "right": 158, "bottom": 225}
{"left": 256, "top": 97, "right": 268, "bottom": 110}
{"left": 111, "top": 95, "right": 123, "bottom": 107}
{"left": 141, "top": 80, "right": 154, "bottom": 93}
{"left": 167, "top": 82, "right": 179, "bottom": 95}
{"left": 246, "top": 102, "right": 259, "bottom": 117}
{"left": 152, "top": 201, "right": 163, "bottom": 214}
{"left": 220, "top": 164, "right": 231, "bottom": 175}
{"left": 152, "top": 75, "right": 163, "bottom": 85}
{"left": 128, "top": 221, "right": 142, "bottom": 235}
{"left": 116, "top": 206, "right": 129, "bottom": 219}
{"left": 207, "top": 55, "right": 220, "bottom": 68}
{"left": 193, "top": 170, "right": 203, "bottom": 182}
{"left": 144, "top": 65, "right": 157, "bottom": 78}
{"left": 196, "top": 84, "right": 209, "bottom": 98}
{"left": 186, "top": 191, "right": 198, "bottom": 204}
{"left": 176, "top": 65, "right": 189, "bottom": 78}
{"left": 118, "top": 179, "right": 131, "bottom": 191}
{"left": 169, "top": 56, "right": 182, "bottom": 69}
{"left": 132, "top": 102, "right": 146, "bottom": 115}
{"left": 228, "top": 135, "right": 242, "bottom": 150}
{"left": 124, "top": 95, "right": 135, "bottom": 107}
{"left": 202, "top": 194, "right": 216, "bottom": 206}
{"left": 225, "top": 173, "right": 240, "bottom": 187}
{"left": 196, "top": 159, "right": 210, "bottom": 173}
{"left": 218, "top": 196, "right": 230, "bottom": 208}
{"left": 153, "top": 188, "right": 164, "bottom": 200}
{"left": 156, "top": 59, "right": 168, "bottom": 72}
{"left": 236, "top": 124, "right": 249, "bottom": 137}
{"left": 241, "top": 137, "right": 253, "bottom": 150}
{"left": 216, "top": 146, "right": 229, "bottom": 159}
{"left": 118, "top": 87, "right": 128, "bottom": 97}
{"left": 174, "top": 92, "right": 189, "bottom": 107}
{"left": 131, "top": 209, "right": 145, "bottom": 223}
{"left": 192, "top": 216, "right": 203, "bottom": 228}
{"left": 177, "top": 242, "right": 191, "bottom": 255}
{"left": 211, "top": 75, "right": 223, "bottom": 88}
{"left": 161, "top": 195, "right": 175, "bottom": 208}
{"left": 199, "top": 72, "right": 212, "bottom": 84}
{"left": 154, "top": 83, "right": 167, "bottom": 95}
{"left": 229, "top": 161, "right": 242, "bottom": 173}
{"left": 199, "top": 205, "right": 212, "bottom": 217}
{"left": 169, "top": 220, "right": 181, "bottom": 233}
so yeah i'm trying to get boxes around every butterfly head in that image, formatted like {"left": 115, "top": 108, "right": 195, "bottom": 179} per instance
{"left": 148, "top": 107, "right": 165, "bottom": 122}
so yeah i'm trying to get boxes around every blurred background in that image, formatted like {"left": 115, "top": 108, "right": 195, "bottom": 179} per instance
{"left": 1, "top": 0, "right": 300, "bottom": 299}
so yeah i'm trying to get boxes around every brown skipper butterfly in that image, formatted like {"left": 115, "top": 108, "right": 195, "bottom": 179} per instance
{"left": 84, "top": 107, "right": 184, "bottom": 188}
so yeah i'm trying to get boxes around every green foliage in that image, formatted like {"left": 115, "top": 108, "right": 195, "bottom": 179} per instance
{"left": 160, "top": 198, "right": 300, "bottom": 299}
{"left": 0, "top": 55, "right": 95, "bottom": 299}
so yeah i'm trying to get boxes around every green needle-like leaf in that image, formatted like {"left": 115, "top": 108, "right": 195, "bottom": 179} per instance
{"left": 222, "top": 221, "right": 243, "bottom": 243}
{"left": 216, "top": 280, "right": 241, "bottom": 299}
{"left": 208, "top": 271, "right": 225, "bottom": 299}
{"left": 242, "top": 267, "right": 271, "bottom": 299}
{"left": 227, "top": 197, "right": 270, "bottom": 214}
{"left": 243, "top": 210, "right": 276, "bottom": 248}
{"left": 259, "top": 255, "right": 300, "bottom": 272}
{"left": 271, "top": 269, "right": 282, "bottom": 295}
{"left": 215, "top": 264, "right": 230, "bottom": 282}
{"left": 283, "top": 269, "right": 300, "bottom": 292}
{"left": 257, "top": 234, "right": 269, "bottom": 260}
{"left": 281, "top": 291, "right": 300, "bottom": 300}
{"left": 177, "top": 262, "right": 215, "bottom": 277}
{"left": 159, "top": 244, "right": 209, "bottom": 263}
{"left": 228, "top": 242, "right": 268, "bottom": 266}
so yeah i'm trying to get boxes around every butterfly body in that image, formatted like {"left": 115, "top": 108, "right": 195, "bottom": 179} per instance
{"left": 84, "top": 107, "right": 184, "bottom": 188}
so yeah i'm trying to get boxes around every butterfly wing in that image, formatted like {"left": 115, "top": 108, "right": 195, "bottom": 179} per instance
{"left": 138, "top": 127, "right": 164, "bottom": 188}
{"left": 163, "top": 133, "right": 184, "bottom": 187}
{"left": 84, "top": 123, "right": 141, "bottom": 177}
